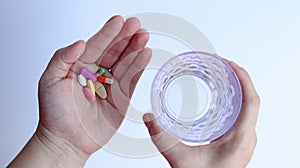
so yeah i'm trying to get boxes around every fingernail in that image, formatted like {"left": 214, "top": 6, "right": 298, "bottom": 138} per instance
{"left": 68, "top": 40, "right": 83, "bottom": 51}
{"left": 62, "top": 40, "right": 85, "bottom": 63}
{"left": 222, "top": 57, "right": 231, "bottom": 63}
{"left": 71, "top": 40, "right": 85, "bottom": 57}
{"left": 106, "top": 15, "right": 123, "bottom": 23}
{"left": 230, "top": 61, "right": 241, "bottom": 69}
{"left": 77, "top": 40, "right": 86, "bottom": 55}
{"left": 143, "top": 113, "right": 154, "bottom": 122}
{"left": 212, "top": 53, "right": 222, "bottom": 59}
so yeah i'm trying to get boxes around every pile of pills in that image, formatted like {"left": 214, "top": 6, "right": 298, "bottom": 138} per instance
{"left": 77, "top": 67, "right": 113, "bottom": 102}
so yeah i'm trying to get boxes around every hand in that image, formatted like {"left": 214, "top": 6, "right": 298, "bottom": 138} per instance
{"left": 37, "top": 15, "right": 151, "bottom": 159}
{"left": 143, "top": 61, "right": 260, "bottom": 168}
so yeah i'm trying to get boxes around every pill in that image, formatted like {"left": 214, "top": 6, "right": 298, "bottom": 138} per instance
{"left": 83, "top": 87, "right": 96, "bottom": 102}
{"left": 97, "top": 68, "right": 105, "bottom": 76}
{"left": 80, "top": 68, "right": 97, "bottom": 82}
{"left": 77, "top": 74, "right": 87, "bottom": 87}
{"left": 97, "top": 76, "right": 113, "bottom": 84}
{"left": 94, "top": 82, "right": 107, "bottom": 99}
{"left": 87, "top": 80, "right": 96, "bottom": 96}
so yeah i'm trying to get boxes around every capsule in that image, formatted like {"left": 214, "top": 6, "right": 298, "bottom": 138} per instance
{"left": 83, "top": 87, "right": 96, "bottom": 102}
{"left": 97, "top": 68, "right": 105, "bottom": 76}
{"left": 77, "top": 74, "right": 87, "bottom": 87}
{"left": 97, "top": 76, "right": 113, "bottom": 84}
{"left": 94, "top": 82, "right": 107, "bottom": 99}
{"left": 87, "top": 80, "right": 96, "bottom": 96}
{"left": 80, "top": 68, "right": 97, "bottom": 82}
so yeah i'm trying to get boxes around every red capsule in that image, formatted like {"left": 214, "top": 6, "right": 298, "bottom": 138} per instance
{"left": 97, "top": 76, "right": 113, "bottom": 84}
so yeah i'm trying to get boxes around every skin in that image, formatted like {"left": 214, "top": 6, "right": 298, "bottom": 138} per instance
{"left": 9, "top": 15, "right": 152, "bottom": 167}
{"left": 8, "top": 15, "right": 260, "bottom": 168}
{"left": 143, "top": 61, "right": 260, "bottom": 168}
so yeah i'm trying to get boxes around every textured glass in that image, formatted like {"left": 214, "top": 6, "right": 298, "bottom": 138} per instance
{"left": 151, "top": 51, "right": 242, "bottom": 143}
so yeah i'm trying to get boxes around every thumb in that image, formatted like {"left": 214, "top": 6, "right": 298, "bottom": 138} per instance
{"left": 143, "top": 113, "right": 187, "bottom": 165}
{"left": 41, "top": 40, "right": 86, "bottom": 86}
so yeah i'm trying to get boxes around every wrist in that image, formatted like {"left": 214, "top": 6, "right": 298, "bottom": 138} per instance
{"left": 35, "top": 124, "right": 90, "bottom": 167}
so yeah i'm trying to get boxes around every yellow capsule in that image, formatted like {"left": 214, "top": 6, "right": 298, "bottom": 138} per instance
{"left": 94, "top": 82, "right": 107, "bottom": 99}
{"left": 87, "top": 80, "right": 96, "bottom": 96}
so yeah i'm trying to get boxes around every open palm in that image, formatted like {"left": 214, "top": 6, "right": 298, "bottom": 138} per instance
{"left": 38, "top": 16, "right": 151, "bottom": 155}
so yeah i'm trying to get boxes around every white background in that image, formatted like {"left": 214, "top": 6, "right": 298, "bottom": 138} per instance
{"left": 1, "top": 0, "right": 300, "bottom": 167}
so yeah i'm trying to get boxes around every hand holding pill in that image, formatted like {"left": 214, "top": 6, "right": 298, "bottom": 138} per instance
{"left": 9, "top": 15, "right": 260, "bottom": 168}
{"left": 78, "top": 68, "right": 112, "bottom": 102}
{"left": 17, "top": 15, "right": 152, "bottom": 167}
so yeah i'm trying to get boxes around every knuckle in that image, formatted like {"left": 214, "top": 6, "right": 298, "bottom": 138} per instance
{"left": 54, "top": 48, "right": 65, "bottom": 56}
{"left": 250, "top": 95, "right": 261, "bottom": 107}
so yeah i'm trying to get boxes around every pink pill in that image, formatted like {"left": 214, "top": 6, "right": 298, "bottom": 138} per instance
{"left": 83, "top": 87, "right": 96, "bottom": 102}
{"left": 80, "top": 68, "right": 97, "bottom": 82}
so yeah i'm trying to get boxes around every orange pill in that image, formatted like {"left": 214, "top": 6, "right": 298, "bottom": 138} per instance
{"left": 97, "top": 76, "right": 113, "bottom": 84}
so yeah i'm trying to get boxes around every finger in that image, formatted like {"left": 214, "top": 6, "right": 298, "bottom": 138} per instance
{"left": 97, "top": 17, "right": 141, "bottom": 68}
{"left": 143, "top": 113, "right": 187, "bottom": 163}
{"left": 118, "top": 28, "right": 149, "bottom": 64}
{"left": 111, "top": 29, "right": 149, "bottom": 80}
{"left": 41, "top": 40, "right": 86, "bottom": 87}
{"left": 106, "top": 82, "right": 131, "bottom": 116}
{"left": 79, "top": 15, "right": 124, "bottom": 63}
{"left": 127, "top": 48, "right": 152, "bottom": 98}
{"left": 105, "top": 48, "right": 151, "bottom": 115}
{"left": 229, "top": 61, "right": 260, "bottom": 131}
{"left": 119, "top": 48, "right": 152, "bottom": 97}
